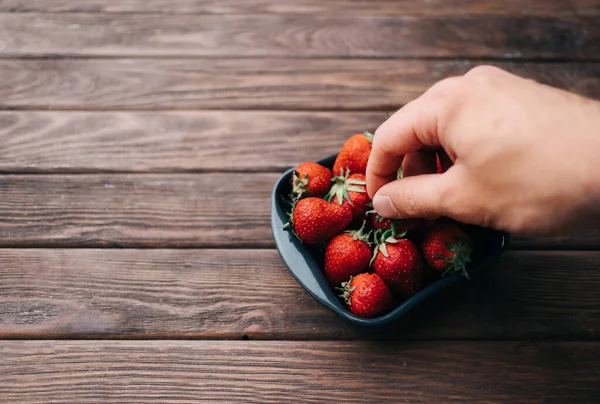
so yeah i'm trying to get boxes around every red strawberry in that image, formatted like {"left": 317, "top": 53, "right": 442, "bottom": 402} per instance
{"left": 436, "top": 153, "right": 443, "bottom": 174}
{"left": 369, "top": 210, "right": 422, "bottom": 234}
{"left": 338, "top": 273, "right": 393, "bottom": 318}
{"left": 324, "top": 222, "right": 372, "bottom": 286}
{"left": 421, "top": 223, "right": 472, "bottom": 278}
{"left": 286, "top": 197, "right": 352, "bottom": 245}
{"left": 333, "top": 131, "right": 373, "bottom": 176}
{"left": 371, "top": 226, "right": 424, "bottom": 299}
{"left": 326, "top": 170, "right": 371, "bottom": 221}
{"left": 292, "top": 162, "right": 332, "bottom": 198}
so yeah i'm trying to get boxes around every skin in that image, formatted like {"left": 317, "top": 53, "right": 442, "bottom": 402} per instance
{"left": 366, "top": 66, "right": 600, "bottom": 236}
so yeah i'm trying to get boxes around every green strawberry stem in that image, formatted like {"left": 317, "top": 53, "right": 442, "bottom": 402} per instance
{"left": 439, "top": 236, "right": 472, "bottom": 279}
{"left": 291, "top": 170, "right": 309, "bottom": 198}
{"left": 344, "top": 220, "right": 372, "bottom": 245}
{"left": 325, "top": 168, "right": 366, "bottom": 205}
{"left": 337, "top": 276, "right": 356, "bottom": 304}
{"left": 370, "top": 223, "right": 407, "bottom": 266}
{"left": 281, "top": 192, "right": 301, "bottom": 241}
{"left": 281, "top": 192, "right": 296, "bottom": 223}
{"left": 363, "top": 131, "right": 374, "bottom": 143}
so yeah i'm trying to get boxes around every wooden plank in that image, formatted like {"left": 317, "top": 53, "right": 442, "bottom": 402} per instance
{"left": 0, "top": 249, "right": 598, "bottom": 339}
{"left": 0, "top": 13, "right": 598, "bottom": 58}
{"left": 0, "top": 174, "right": 276, "bottom": 248}
{"left": 1, "top": 59, "right": 599, "bottom": 110}
{"left": 0, "top": 340, "right": 598, "bottom": 403}
{"left": 0, "top": 174, "right": 595, "bottom": 249}
{"left": 0, "top": 0, "right": 598, "bottom": 16}
{"left": 0, "top": 111, "right": 386, "bottom": 173}
{"left": 514, "top": 231, "right": 600, "bottom": 250}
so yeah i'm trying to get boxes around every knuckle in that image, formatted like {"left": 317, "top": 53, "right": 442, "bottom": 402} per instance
{"left": 373, "top": 115, "right": 401, "bottom": 154}
{"left": 427, "top": 77, "right": 463, "bottom": 100}
{"left": 425, "top": 77, "right": 467, "bottom": 137}
{"left": 372, "top": 134, "right": 395, "bottom": 163}
{"left": 465, "top": 65, "right": 502, "bottom": 78}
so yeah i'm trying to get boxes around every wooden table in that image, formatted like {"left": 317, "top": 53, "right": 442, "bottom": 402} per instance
{"left": 0, "top": 1, "right": 599, "bottom": 402}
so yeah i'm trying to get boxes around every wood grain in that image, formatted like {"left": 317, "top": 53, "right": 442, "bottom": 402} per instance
{"left": 1, "top": 59, "right": 599, "bottom": 110}
{"left": 0, "top": 340, "right": 598, "bottom": 403}
{"left": 0, "top": 111, "right": 386, "bottom": 173}
{"left": 0, "top": 0, "right": 598, "bottom": 16}
{"left": 0, "top": 13, "right": 598, "bottom": 58}
{"left": 514, "top": 231, "right": 600, "bottom": 250}
{"left": 0, "top": 249, "right": 598, "bottom": 340}
{"left": 0, "top": 173, "right": 595, "bottom": 249}
{"left": 0, "top": 173, "right": 592, "bottom": 249}
{"left": 0, "top": 173, "right": 277, "bottom": 247}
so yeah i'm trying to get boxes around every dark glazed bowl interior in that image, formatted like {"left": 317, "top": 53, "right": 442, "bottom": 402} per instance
{"left": 271, "top": 154, "right": 510, "bottom": 326}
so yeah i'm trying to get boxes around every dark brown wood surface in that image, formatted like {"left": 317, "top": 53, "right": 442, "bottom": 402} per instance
{"left": 0, "top": 173, "right": 594, "bottom": 249}
{"left": 1, "top": 59, "right": 599, "bottom": 110}
{"left": 0, "top": 174, "right": 276, "bottom": 248}
{"left": 1, "top": 0, "right": 598, "bottom": 16}
{"left": 0, "top": 111, "right": 386, "bottom": 172}
{"left": 0, "top": 13, "right": 598, "bottom": 58}
{"left": 0, "top": 1, "right": 598, "bottom": 402}
{"left": 0, "top": 249, "right": 597, "bottom": 340}
{"left": 0, "top": 340, "right": 598, "bottom": 403}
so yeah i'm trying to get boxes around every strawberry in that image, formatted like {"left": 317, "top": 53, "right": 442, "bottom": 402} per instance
{"left": 325, "top": 170, "right": 371, "bottom": 221}
{"left": 436, "top": 153, "right": 444, "bottom": 174}
{"left": 338, "top": 273, "right": 393, "bottom": 318}
{"left": 324, "top": 222, "right": 372, "bottom": 286}
{"left": 332, "top": 131, "right": 373, "bottom": 176}
{"left": 285, "top": 197, "right": 352, "bottom": 245}
{"left": 371, "top": 225, "right": 423, "bottom": 298}
{"left": 421, "top": 223, "right": 472, "bottom": 278}
{"left": 292, "top": 162, "right": 332, "bottom": 199}
{"left": 368, "top": 210, "right": 422, "bottom": 234}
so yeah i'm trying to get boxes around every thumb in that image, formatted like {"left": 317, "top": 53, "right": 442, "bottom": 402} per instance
{"left": 372, "top": 172, "right": 457, "bottom": 220}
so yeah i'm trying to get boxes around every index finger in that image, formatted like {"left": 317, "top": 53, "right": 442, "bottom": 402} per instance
{"left": 366, "top": 79, "right": 455, "bottom": 198}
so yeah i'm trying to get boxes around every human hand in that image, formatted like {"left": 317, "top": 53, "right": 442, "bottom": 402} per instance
{"left": 366, "top": 65, "right": 600, "bottom": 236}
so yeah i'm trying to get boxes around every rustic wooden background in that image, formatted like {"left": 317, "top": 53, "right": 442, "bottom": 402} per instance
{"left": 0, "top": 1, "right": 599, "bottom": 402}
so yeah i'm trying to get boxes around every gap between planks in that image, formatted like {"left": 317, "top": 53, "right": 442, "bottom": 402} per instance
{"left": 0, "top": 59, "right": 598, "bottom": 111}
{"left": 0, "top": 249, "right": 597, "bottom": 341}
{"left": 0, "top": 173, "right": 595, "bottom": 250}
{"left": 0, "top": 340, "right": 598, "bottom": 404}
{"left": 0, "top": 13, "right": 598, "bottom": 59}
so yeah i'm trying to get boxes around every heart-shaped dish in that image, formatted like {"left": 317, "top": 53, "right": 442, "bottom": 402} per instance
{"left": 271, "top": 153, "right": 510, "bottom": 326}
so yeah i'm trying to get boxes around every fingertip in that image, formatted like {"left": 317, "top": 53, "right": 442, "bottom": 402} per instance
{"left": 372, "top": 195, "right": 400, "bottom": 218}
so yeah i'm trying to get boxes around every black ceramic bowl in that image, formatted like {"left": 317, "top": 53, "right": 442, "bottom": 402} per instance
{"left": 271, "top": 154, "right": 510, "bottom": 326}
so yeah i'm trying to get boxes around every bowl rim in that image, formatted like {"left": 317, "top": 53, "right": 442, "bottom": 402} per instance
{"left": 271, "top": 154, "right": 510, "bottom": 326}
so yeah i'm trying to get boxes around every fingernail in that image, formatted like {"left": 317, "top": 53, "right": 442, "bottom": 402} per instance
{"left": 373, "top": 195, "right": 401, "bottom": 218}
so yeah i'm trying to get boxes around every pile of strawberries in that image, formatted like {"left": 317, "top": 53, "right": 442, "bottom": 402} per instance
{"left": 284, "top": 132, "right": 473, "bottom": 318}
